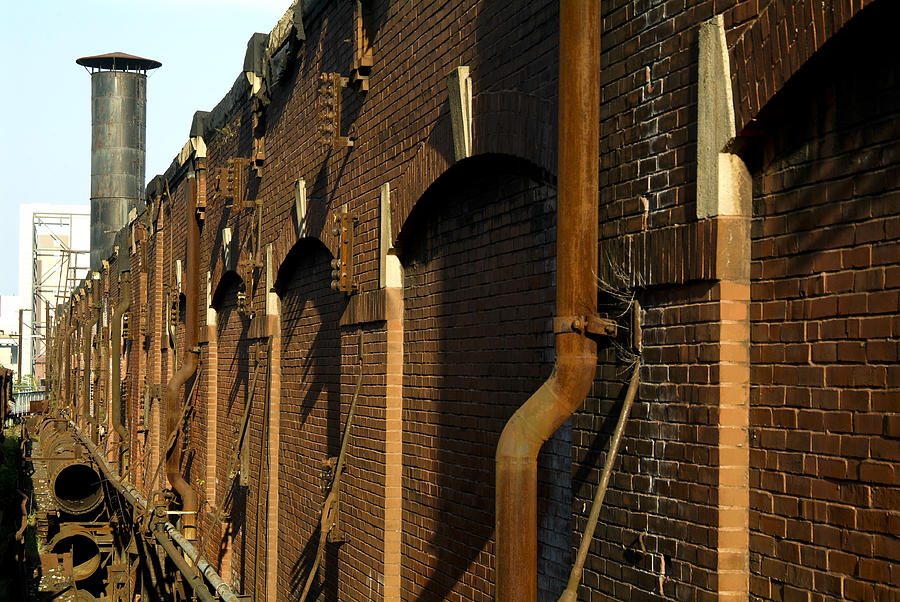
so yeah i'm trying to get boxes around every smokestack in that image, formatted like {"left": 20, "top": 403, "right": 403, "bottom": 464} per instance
{"left": 76, "top": 52, "right": 161, "bottom": 271}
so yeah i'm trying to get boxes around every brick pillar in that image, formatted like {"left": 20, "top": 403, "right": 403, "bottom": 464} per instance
{"left": 381, "top": 183, "right": 403, "bottom": 600}
{"left": 715, "top": 220, "right": 751, "bottom": 601}
{"left": 265, "top": 244, "right": 281, "bottom": 599}
{"left": 148, "top": 215, "right": 164, "bottom": 496}
{"left": 204, "top": 271, "right": 219, "bottom": 564}
{"left": 698, "top": 16, "right": 751, "bottom": 600}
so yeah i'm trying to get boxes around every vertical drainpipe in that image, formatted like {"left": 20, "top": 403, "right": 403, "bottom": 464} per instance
{"left": 69, "top": 310, "right": 79, "bottom": 416}
{"left": 165, "top": 167, "right": 201, "bottom": 541}
{"left": 495, "top": 2, "right": 601, "bottom": 600}
{"left": 112, "top": 269, "right": 131, "bottom": 474}
{"left": 66, "top": 308, "right": 74, "bottom": 415}
{"left": 84, "top": 284, "right": 100, "bottom": 441}
{"left": 61, "top": 318, "right": 68, "bottom": 412}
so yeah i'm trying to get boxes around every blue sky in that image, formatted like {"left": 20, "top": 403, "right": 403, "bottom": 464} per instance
{"left": 0, "top": 0, "right": 292, "bottom": 295}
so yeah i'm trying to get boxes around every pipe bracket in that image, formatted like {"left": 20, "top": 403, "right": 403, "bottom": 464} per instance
{"left": 553, "top": 314, "right": 618, "bottom": 338}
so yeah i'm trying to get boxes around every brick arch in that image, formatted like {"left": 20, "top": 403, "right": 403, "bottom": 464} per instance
{"left": 728, "top": 0, "right": 876, "bottom": 133}
{"left": 208, "top": 211, "right": 335, "bottom": 310}
{"left": 210, "top": 269, "right": 244, "bottom": 310}
{"left": 391, "top": 90, "right": 556, "bottom": 244}
{"left": 272, "top": 236, "right": 335, "bottom": 296}
{"left": 268, "top": 209, "right": 336, "bottom": 296}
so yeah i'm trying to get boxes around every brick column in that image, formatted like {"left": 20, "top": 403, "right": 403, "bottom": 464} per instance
{"left": 204, "top": 270, "right": 219, "bottom": 562}
{"left": 698, "top": 16, "right": 751, "bottom": 600}
{"left": 715, "top": 220, "right": 751, "bottom": 601}
{"left": 265, "top": 244, "right": 281, "bottom": 599}
{"left": 381, "top": 183, "right": 403, "bottom": 600}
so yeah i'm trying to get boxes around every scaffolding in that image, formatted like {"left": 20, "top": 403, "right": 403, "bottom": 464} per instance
{"left": 30, "top": 211, "right": 90, "bottom": 381}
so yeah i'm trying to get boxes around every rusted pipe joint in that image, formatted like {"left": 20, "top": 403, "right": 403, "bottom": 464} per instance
{"left": 554, "top": 314, "right": 618, "bottom": 338}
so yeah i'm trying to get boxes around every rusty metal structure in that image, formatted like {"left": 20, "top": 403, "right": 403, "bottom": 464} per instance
{"left": 38, "top": 419, "right": 104, "bottom": 515}
{"left": 495, "top": 2, "right": 605, "bottom": 599}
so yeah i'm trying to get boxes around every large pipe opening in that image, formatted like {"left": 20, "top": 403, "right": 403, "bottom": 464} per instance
{"left": 49, "top": 531, "right": 101, "bottom": 581}
{"left": 53, "top": 463, "right": 103, "bottom": 511}
{"left": 40, "top": 422, "right": 106, "bottom": 515}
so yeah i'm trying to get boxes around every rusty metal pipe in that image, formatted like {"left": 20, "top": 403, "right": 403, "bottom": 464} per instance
{"left": 165, "top": 171, "right": 200, "bottom": 540}
{"left": 81, "top": 297, "right": 92, "bottom": 430}
{"left": 84, "top": 285, "right": 100, "bottom": 441}
{"left": 154, "top": 529, "right": 216, "bottom": 602}
{"left": 48, "top": 527, "right": 102, "bottom": 581}
{"left": 69, "top": 418, "right": 241, "bottom": 602}
{"left": 15, "top": 490, "right": 28, "bottom": 542}
{"left": 39, "top": 422, "right": 104, "bottom": 515}
{"left": 112, "top": 272, "right": 131, "bottom": 474}
{"left": 64, "top": 312, "right": 76, "bottom": 414}
{"left": 495, "top": 2, "right": 601, "bottom": 600}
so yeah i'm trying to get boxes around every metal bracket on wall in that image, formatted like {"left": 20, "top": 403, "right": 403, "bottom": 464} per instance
{"left": 330, "top": 212, "right": 358, "bottom": 294}
{"left": 212, "top": 157, "right": 254, "bottom": 210}
{"left": 193, "top": 164, "right": 207, "bottom": 221}
{"left": 317, "top": 73, "right": 353, "bottom": 148}
{"left": 553, "top": 314, "right": 618, "bottom": 338}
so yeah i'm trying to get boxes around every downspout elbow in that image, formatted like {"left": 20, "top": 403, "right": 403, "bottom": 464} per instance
{"left": 495, "top": 350, "right": 597, "bottom": 601}
{"left": 166, "top": 167, "right": 202, "bottom": 541}
{"left": 497, "top": 351, "right": 597, "bottom": 459}
{"left": 165, "top": 348, "right": 199, "bottom": 539}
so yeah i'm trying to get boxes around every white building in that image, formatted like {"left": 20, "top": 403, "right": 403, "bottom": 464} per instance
{"left": 18, "top": 204, "right": 90, "bottom": 383}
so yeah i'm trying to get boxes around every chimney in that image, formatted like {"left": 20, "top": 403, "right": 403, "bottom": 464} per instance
{"left": 76, "top": 52, "right": 161, "bottom": 271}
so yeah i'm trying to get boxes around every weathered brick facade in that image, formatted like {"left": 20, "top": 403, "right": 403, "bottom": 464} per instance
{"left": 48, "top": 0, "right": 897, "bottom": 600}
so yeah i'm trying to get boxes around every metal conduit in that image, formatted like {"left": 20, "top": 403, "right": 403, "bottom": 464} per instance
{"left": 495, "top": 2, "right": 602, "bottom": 599}
{"left": 153, "top": 531, "right": 216, "bottom": 602}
{"left": 68, "top": 420, "right": 240, "bottom": 602}
{"left": 559, "top": 364, "right": 641, "bottom": 601}
{"left": 163, "top": 523, "right": 241, "bottom": 602}
{"left": 165, "top": 170, "right": 201, "bottom": 540}
{"left": 111, "top": 272, "right": 131, "bottom": 474}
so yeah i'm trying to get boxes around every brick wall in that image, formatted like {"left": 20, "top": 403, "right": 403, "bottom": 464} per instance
{"left": 748, "top": 10, "right": 899, "bottom": 600}
{"left": 399, "top": 157, "right": 565, "bottom": 600}
{"left": 212, "top": 273, "right": 250, "bottom": 584}
{"left": 275, "top": 240, "right": 343, "bottom": 600}
{"left": 49, "top": 1, "right": 897, "bottom": 600}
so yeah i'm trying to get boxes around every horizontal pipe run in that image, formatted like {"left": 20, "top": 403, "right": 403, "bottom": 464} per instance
{"left": 66, "top": 419, "right": 239, "bottom": 602}
{"left": 39, "top": 420, "right": 104, "bottom": 515}
{"left": 154, "top": 530, "right": 216, "bottom": 602}
{"left": 163, "top": 523, "right": 241, "bottom": 602}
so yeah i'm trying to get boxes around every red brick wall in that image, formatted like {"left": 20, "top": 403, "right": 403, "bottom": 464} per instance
{"left": 748, "top": 11, "right": 899, "bottom": 600}
{"left": 275, "top": 240, "right": 343, "bottom": 600}
{"left": 399, "top": 157, "right": 566, "bottom": 600}
{"left": 50, "top": 1, "right": 897, "bottom": 600}
{"left": 574, "top": 283, "right": 722, "bottom": 601}
{"left": 213, "top": 272, "right": 251, "bottom": 583}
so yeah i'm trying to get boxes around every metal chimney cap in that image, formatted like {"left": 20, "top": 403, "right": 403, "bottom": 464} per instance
{"left": 76, "top": 52, "right": 161, "bottom": 71}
